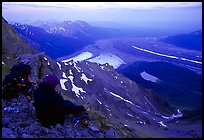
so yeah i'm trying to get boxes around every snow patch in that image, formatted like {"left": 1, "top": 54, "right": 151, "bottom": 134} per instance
{"left": 88, "top": 53, "right": 125, "bottom": 69}
{"left": 124, "top": 124, "right": 128, "bottom": 127}
{"left": 62, "top": 72, "right": 67, "bottom": 78}
{"left": 59, "top": 27, "right": 66, "bottom": 31}
{"left": 161, "top": 109, "right": 183, "bottom": 120}
{"left": 68, "top": 76, "right": 86, "bottom": 97}
{"left": 140, "top": 71, "right": 159, "bottom": 83}
{"left": 61, "top": 52, "right": 93, "bottom": 62}
{"left": 64, "top": 62, "right": 69, "bottom": 66}
{"left": 60, "top": 79, "right": 68, "bottom": 91}
{"left": 97, "top": 99, "right": 102, "bottom": 105}
{"left": 44, "top": 57, "right": 48, "bottom": 60}
{"left": 110, "top": 92, "right": 134, "bottom": 105}
{"left": 56, "top": 62, "right": 62, "bottom": 70}
{"left": 158, "top": 121, "right": 167, "bottom": 128}
{"left": 73, "top": 63, "right": 81, "bottom": 73}
{"left": 69, "top": 69, "right": 73, "bottom": 75}
{"left": 81, "top": 73, "right": 92, "bottom": 84}
{"left": 100, "top": 66, "right": 105, "bottom": 70}
{"left": 127, "top": 113, "right": 133, "bottom": 117}
{"left": 137, "top": 121, "right": 145, "bottom": 125}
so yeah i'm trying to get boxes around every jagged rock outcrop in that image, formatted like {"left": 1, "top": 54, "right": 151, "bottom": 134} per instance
{"left": 2, "top": 17, "right": 37, "bottom": 81}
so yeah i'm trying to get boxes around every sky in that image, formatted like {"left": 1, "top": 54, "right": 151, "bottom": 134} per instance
{"left": 2, "top": 2, "right": 202, "bottom": 32}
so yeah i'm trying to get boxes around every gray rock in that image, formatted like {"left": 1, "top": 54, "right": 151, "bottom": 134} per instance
{"left": 81, "top": 129, "right": 92, "bottom": 137}
{"left": 97, "top": 132, "right": 105, "bottom": 138}
{"left": 34, "top": 130, "right": 40, "bottom": 135}
{"left": 88, "top": 125, "right": 100, "bottom": 132}
{"left": 21, "top": 134, "right": 34, "bottom": 138}
{"left": 105, "top": 128, "right": 115, "bottom": 138}
{"left": 2, "top": 117, "right": 10, "bottom": 126}
{"left": 2, "top": 128, "right": 17, "bottom": 138}
{"left": 55, "top": 123, "right": 63, "bottom": 130}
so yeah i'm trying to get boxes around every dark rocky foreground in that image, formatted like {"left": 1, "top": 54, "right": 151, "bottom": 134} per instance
{"left": 2, "top": 95, "right": 123, "bottom": 138}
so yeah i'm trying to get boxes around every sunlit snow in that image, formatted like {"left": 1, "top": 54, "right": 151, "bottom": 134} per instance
{"left": 44, "top": 57, "right": 48, "bottom": 60}
{"left": 68, "top": 76, "right": 86, "bottom": 97}
{"left": 61, "top": 52, "right": 93, "bottom": 62}
{"left": 56, "top": 62, "right": 62, "bottom": 70}
{"left": 97, "top": 99, "right": 102, "bottom": 104}
{"left": 127, "top": 113, "right": 133, "bottom": 117}
{"left": 62, "top": 72, "right": 67, "bottom": 78}
{"left": 69, "top": 69, "right": 73, "bottom": 75}
{"left": 73, "top": 62, "right": 81, "bottom": 73}
{"left": 59, "top": 27, "right": 66, "bottom": 31}
{"left": 81, "top": 73, "right": 92, "bottom": 84}
{"left": 140, "top": 71, "right": 159, "bottom": 83}
{"left": 100, "top": 66, "right": 105, "bottom": 70}
{"left": 110, "top": 92, "right": 134, "bottom": 105}
{"left": 88, "top": 53, "right": 125, "bottom": 69}
{"left": 60, "top": 79, "right": 68, "bottom": 91}
{"left": 161, "top": 109, "right": 183, "bottom": 120}
{"left": 158, "top": 121, "right": 167, "bottom": 128}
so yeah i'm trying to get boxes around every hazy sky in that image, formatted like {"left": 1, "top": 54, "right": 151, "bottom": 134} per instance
{"left": 2, "top": 2, "right": 202, "bottom": 32}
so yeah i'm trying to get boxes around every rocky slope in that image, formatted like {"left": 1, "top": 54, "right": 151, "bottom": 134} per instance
{"left": 2, "top": 17, "right": 37, "bottom": 81}
{"left": 2, "top": 17, "right": 202, "bottom": 138}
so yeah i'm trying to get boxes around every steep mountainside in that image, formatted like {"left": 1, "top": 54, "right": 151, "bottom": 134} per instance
{"left": 2, "top": 17, "right": 37, "bottom": 81}
{"left": 118, "top": 61, "right": 202, "bottom": 112}
{"left": 2, "top": 17, "right": 202, "bottom": 138}
{"left": 159, "top": 30, "right": 202, "bottom": 51}
{"left": 12, "top": 23, "right": 91, "bottom": 59}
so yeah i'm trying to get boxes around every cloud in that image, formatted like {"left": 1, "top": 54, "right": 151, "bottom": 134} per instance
{"left": 2, "top": 2, "right": 202, "bottom": 10}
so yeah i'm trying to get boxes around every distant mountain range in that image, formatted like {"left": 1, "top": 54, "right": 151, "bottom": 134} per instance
{"left": 11, "top": 20, "right": 143, "bottom": 59}
{"left": 160, "top": 30, "right": 202, "bottom": 51}
{"left": 12, "top": 23, "right": 93, "bottom": 59}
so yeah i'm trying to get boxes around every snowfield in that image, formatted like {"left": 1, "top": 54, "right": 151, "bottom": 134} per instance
{"left": 140, "top": 71, "right": 160, "bottom": 83}
{"left": 61, "top": 52, "right": 93, "bottom": 62}
{"left": 61, "top": 51, "right": 125, "bottom": 69}
{"left": 88, "top": 53, "right": 125, "bottom": 69}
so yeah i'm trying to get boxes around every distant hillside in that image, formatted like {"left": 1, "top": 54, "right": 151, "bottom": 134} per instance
{"left": 12, "top": 23, "right": 92, "bottom": 59}
{"left": 118, "top": 61, "right": 202, "bottom": 112}
{"left": 159, "top": 30, "right": 202, "bottom": 51}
